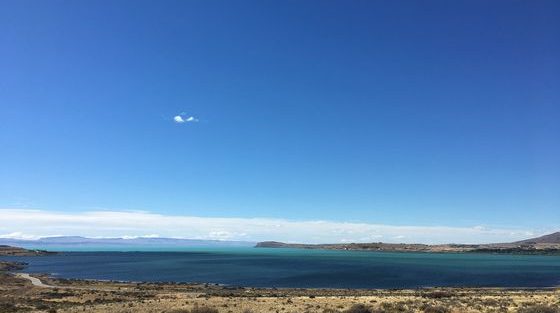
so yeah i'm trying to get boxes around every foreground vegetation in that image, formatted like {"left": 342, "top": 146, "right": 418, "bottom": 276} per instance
{"left": 0, "top": 269, "right": 558, "bottom": 313}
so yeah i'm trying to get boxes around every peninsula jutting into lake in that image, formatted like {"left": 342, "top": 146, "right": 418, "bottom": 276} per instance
{"left": 256, "top": 232, "right": 560, "bottom": 254}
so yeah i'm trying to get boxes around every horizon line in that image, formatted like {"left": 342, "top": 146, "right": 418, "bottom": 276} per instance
{"left": 1, "top": 208, "right": 555, "bottom": 245}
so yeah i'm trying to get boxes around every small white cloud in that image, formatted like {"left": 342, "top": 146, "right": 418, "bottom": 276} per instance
{"left": 173, "top": 113, "right": 198, "bottom": 124}
{"left": 173, "top": 115, "right": 185, "bottom": 123}
{"left": 121, "top": 234, "right": 160, "bottom": 240}
{"left": 208, "top": 231, "right": 235, "bottom": 240}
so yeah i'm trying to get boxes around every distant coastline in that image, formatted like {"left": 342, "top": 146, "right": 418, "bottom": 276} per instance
{"left": 2, "top": 231, "right": 560, "bottom": 255}
{"left": 0, "top": 245, "right": 55, "bottom": 257}
{"left": 255, "top": 231, "right": 560, "bottom": 255}
{"left": 0, "top": 245, "right": 54, "bottom": 272}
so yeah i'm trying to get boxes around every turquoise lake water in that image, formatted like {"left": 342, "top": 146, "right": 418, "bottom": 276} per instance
{"left": 5, "top": 247, "right": 560, "bottom": 289}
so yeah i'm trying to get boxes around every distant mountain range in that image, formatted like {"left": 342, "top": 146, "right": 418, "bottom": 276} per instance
{"left": 256, "top": 232, "right": 560, "bottom": 255}
{"left": 0, "top": 236, "right": 255, "bottom": 250}
{"left": 2, "top": 232, "right": 559, "bottom": 254}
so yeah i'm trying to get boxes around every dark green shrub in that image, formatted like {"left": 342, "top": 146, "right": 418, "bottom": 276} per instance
{"left": 518, "top": 305, "right": 560, "bottom": 313}
{"left": 378, "top": 302, "right": 411, "bottom": 313}
{"left": 0, "top": 302, "right": 18, "bottom": 313}
{"left": 344, "top": 304, "right": 372, "bottom": 313}
{"left": 421, "top": 291, "right": 454, "bottom": 299}
{"left": 191, "top": 306, "right": 219, "bottom": 313}
{"left": 423, "top": 305, "right": 450, "bottom": 313}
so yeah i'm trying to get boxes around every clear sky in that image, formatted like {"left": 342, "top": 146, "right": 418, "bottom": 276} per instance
{"left": 1, "top": 0, "right": 559, "bottom": 243}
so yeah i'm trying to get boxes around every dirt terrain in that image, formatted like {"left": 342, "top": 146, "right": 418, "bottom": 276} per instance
{"left": 0, "top": 269, "right": 559, "bottom": 313}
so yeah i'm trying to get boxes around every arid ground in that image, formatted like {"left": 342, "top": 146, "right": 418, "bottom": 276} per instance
{"left": 1, "top": 269, "right": 559, "bottom": 313}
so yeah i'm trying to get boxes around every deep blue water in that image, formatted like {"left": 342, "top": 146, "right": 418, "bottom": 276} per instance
{"left": 5, "top": 248, "right": 560, "bottom": 289}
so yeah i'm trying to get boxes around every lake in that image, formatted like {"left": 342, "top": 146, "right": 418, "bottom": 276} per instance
{"left": 5, "top": 247, "right": 560, "bottom": 289}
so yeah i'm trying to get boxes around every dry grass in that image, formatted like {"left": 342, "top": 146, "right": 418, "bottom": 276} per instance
{"left": 517, "top": 304, "right": 560, "bottom": 313}
{"left": 0, "top": 273, "right": 558, "bottom": 313}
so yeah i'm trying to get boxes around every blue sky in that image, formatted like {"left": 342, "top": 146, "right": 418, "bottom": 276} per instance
{"left": 1, "top": 0, "right": 559, "bottom": 242}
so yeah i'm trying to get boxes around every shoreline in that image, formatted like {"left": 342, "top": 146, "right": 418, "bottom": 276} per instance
{"left": 255, "top": 241, "right": 560, "bottom": 255}
{"left": 11, "top": 271, "right": 560, "bottom": 292}
{"left": 11, "top": 268, "right": 560, "bottom": 291}
{"left": 2, "top": 271, "right": 559, "bottom": 313}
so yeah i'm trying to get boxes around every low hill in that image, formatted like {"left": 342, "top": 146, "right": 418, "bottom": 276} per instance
{"left": 515, "top": 232, "right": 560, "bottom": 244}
{"left": 0, "top": 245, "right": 54, "bottom": 256}
{"left": 256, "top": 231, "right": 560, "bottom": 255}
